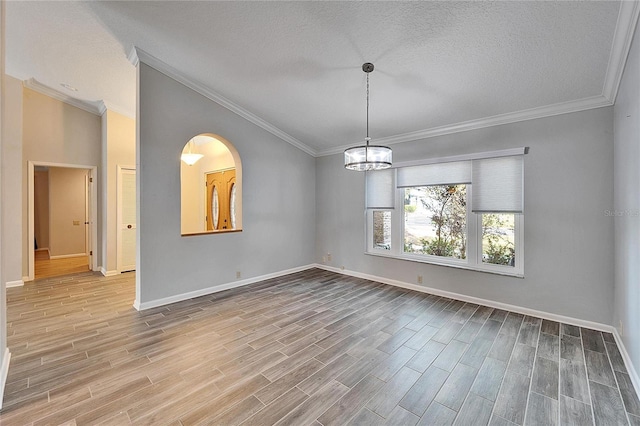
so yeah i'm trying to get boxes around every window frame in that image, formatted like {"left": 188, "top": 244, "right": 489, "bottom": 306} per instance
{"left": 366, "top": 183, "right": 524, "bottom": 277}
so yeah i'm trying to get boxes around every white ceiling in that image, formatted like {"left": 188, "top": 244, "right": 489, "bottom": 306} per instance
{"left": 5, "top": 1, "right": 638, "bottom": 156}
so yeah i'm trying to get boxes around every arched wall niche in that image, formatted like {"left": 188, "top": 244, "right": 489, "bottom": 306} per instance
{"left": 180, "top": 133, "right": 242, "bottom": 235}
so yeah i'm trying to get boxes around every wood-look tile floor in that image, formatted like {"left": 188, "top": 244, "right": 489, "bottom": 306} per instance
{"left": 34, "top": 251, "right": 89, "bottom": 280}
{"left": 2, "top": 268, "right": 639, "bottom": 425}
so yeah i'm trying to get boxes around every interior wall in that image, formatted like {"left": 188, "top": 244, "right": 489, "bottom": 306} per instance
{"left": 2, "top": 74, "right": 22, "bottom": 284}
{"left": 48, "top": 167, "right": 88, "bottom": 257}
{"left": 613, "top": 19, "right": 640, "bottom": 380}
{"left": 22, "top": 88, "right": 101, "bottom": 275}
{"left": 0, "top": 0, "right": 8, "bottom": 410}
{"left": 137, "top": 62, "right": 316, "bottom": 304}
{"left": 33, "top": 170, "right": 49, "bottom": 250}
{"left": 316, "top": 106, "right": 614, "bottom": 325}
{"left": 101, "top": 109, "right": 135, "bottom": 273}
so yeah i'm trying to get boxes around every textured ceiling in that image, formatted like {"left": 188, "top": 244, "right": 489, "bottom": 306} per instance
{"left": 5, "top": 1, "right": 634, "bottom": 155}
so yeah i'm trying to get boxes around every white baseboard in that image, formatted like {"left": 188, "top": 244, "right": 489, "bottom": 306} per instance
{"left": 49, "top": 253, "right": 86, "bottom": 260}
{"left": 22, "top": 276, "right": 30, "bottom": 283}
{"left": 6, "top": 280, "right": 24, "bottom": 288}
{"left": 0, "top": 348, "right": 12, "bottom": 411}
{"left": 100, "top": 267, "right": 119, "bottom": 277}
{"left": 314, "top": 264, "right": 614, "bottom": 332}
{"left": 134, "top": 264, "right": 316, "bottom": 311}
{"left": 613, "top": 329, "right": 640, "bottom": 406}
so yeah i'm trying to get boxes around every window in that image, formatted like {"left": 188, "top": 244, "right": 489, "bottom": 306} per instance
{"left": 365, "top": 149, "right": 525, "bottom": 277}
{"left": 404, "top": 185, "right": 467, "bottom": 260}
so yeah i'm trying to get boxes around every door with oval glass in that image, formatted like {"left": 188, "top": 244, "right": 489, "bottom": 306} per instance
{"left": 206, "top": 168, "right": 236, "bottom": 231}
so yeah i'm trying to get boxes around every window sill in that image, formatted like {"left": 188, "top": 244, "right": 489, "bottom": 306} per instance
{"left": 365, "top": 250, "right": 524, "bottom": 278}
{"left": 181, "top": 229, "right": 243, "bottom": 237}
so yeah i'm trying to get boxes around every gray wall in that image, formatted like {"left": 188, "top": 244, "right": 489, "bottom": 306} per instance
{"left": 2, "top": 75, "right": 22, "bottom": 284}
{"left": 137, "top": 63, "right": 316, "bottom": 304}
{"left": 0, "top": 0, "right": 8, "bottom": 409}
{"left": 316, "top": 107, "right": 614, "bottom": 324}
{"left": 613, "top": 19, "right": 640, "bottom": 378}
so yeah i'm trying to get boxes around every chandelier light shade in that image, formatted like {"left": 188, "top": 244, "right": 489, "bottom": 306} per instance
{"left": 344, "top": 62, "right": 392, "bottom": 171}
{"left": 181, "top": 140, "right": 204, "bottom": 166}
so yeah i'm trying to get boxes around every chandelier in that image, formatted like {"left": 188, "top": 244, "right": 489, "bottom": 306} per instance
{"left": 344, "top": 63, "right": 392, "bottom": 171}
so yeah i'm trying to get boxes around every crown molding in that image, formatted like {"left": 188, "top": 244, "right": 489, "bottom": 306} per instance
{"left": 317, "top": 95, "right": 613, "bottom": 157}
{"left": 98, "top": 100, "right": 135, "bottom": 120}
{"left": 129, "top": 46, "right": 317, "bottom": 157}
{"left": 23, "top": 78, "right": 103, "bottom": 116}
{"left": 603, "top": 0, "right": 640, "bottom": 103}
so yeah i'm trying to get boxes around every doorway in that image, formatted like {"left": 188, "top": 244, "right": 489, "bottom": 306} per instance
{"left": 205, "top": 168, "right": 236, "bottom": 231}
{"left": 117, "top": 166, "right": 136, "bottom": 273}
{"left": 28, "top": 162, "right": 97, "bottom": 281}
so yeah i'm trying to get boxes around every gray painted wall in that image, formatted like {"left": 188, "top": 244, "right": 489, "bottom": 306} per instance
{"left": 137, "top": 63, "right": 316, "bottom": 304}
{"left": 316, "top": 107, "right": 614, "bottom": 324}
{"left": 613, "top": 19, "right": 640, "bottom": 378}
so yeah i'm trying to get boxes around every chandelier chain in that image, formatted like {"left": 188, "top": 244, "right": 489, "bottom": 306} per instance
{"left": 366, "top": 72, "right": 370, "bottom": 143}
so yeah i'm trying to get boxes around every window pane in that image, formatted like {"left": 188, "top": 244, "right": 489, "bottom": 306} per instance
{"left": 373, "top": 211, "right": 391, "bottom": 250}
{"left": 404, "top": 185, "right": 467, "bottom": 259}
{"left": 482, "top": 213, "right": 515, "bottom": 266}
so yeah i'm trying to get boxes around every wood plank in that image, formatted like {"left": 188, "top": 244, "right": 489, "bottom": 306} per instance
{"left": 559, "top": 394, "right": 593, "bottom": 426}
{"left": 432, "top": 340, "right": 468, "bottom": 372}
{"left": 581, "top": 328, "right": 606, "bottom": 353}
{"left": 525, "top": 392, "right": 558, "bottom": 426}
{"left": 417, "top": 402, "right": 456, "bottom": 426}
{"left": 400, "top": 365, "right": 450, "bottom": 417}
{"left": 531, "top": 356, "right": 559, "bottom": 400}
{"left": 275, "top": 380, "right": 350, "bottom": 426}
{"left": 366, "top": 366, "right": 421, "bottom": 418}
{"left": 585, "top": 349, "right": 617, "bottom": 387}
{"left": 454, "top": 392, "right": 493, "bottom": 426}
{"left": 493, "top": 372, "right": 530, "bottom": 425}
{"left": 589, "top": 380, "right": 630, "bottom": 426}
{"left": 537, "top": 332, "right": 559, "bottom": 361}
{"left": 434, "top": 363, "right": 478, "bottom": 412}
{"left": 470, "top": 357, "right": 507, "bottom": 402}
{"left": 317, "top": 374, "right": 386, "bottom": 426}
{"left": 616, "top": 371, "right": 640, "bottom": 417}
{"left": 560, "top": 358, "right": 591, "bottom": 404}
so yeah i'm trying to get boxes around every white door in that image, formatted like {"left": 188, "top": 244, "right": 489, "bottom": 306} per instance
{"left": 117, "top": 168, "right": 136, "bottom": 272}
{"left": 85, "top": 172, "right": 92, "bottom": 267}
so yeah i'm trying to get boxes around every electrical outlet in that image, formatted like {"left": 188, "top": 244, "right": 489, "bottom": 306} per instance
{"left": 236, "top": 271, "right": 241, "bottom": 279}
{"left": 417, "top": 275, "right": 423, "bottom": 284}
{"left": 322, "top": 255, "right": 327, "bottom": 263}
{"left": 619, "top": 320, "right": 624, "bottom": 337}
{"left": 327, "top": 253, "right": 332, "bottom": 262}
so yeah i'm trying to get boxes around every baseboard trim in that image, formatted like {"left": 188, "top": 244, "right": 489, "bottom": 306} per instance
{"left": 313, "top": 264, "right": 613, "bottom": 332}
{"left": 134, "top": 264, "right": 316, "bottom": 311}
{"left": 0, "top": 348, "right": 12, "bottom": 411}
{"left": 6, "top": 280, "right": 24, "bottom": 288}
{"left": 49, "top": 253, "right": 86, "bottom": 260}
{"left": 100, "top": 268, "right": 119, "bottom": 277}
{"left": 612, "top": 329, "right": 640, "bottom": 406}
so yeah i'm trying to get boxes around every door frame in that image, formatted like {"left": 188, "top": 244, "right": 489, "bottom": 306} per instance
{"left": 28, "top": 161, "right": 98, "bottom": 281}
{"left": 116, "top": 165, "right": 136, "bottom": 273}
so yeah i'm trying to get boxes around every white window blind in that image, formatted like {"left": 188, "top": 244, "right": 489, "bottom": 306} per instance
{"left": 366, "top": 169, "right": 395, "bottom": 209}
{"left": 472, "top": 155, "right": 523, "bottom": 213}
{"left": 396, "top": 161, "right": 472, "bottom": 188}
